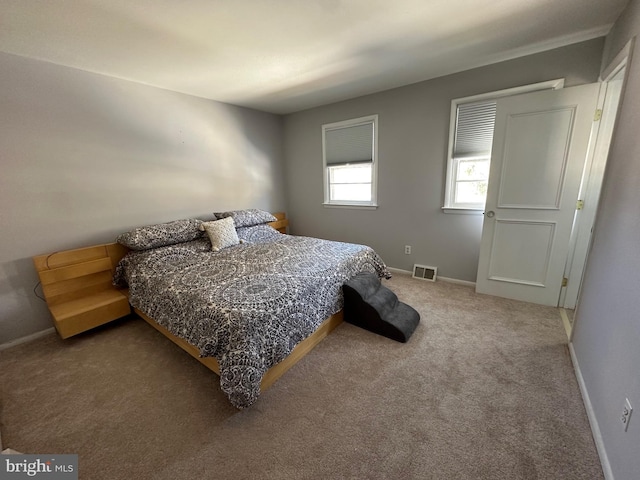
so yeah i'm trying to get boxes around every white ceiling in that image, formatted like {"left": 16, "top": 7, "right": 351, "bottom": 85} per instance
{"left": 0, "top": 0, "right": 629, "bottom": 114}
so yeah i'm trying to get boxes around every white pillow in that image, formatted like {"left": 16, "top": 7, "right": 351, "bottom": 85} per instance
{"left": 200, "top": 217, "right": 242, "bottom": 252}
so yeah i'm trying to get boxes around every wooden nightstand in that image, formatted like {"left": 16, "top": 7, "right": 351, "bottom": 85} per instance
{"left": 268, "top": 212, "right": 289, "bottom": 233}
{"left": 33, "top": 243, "right": 131, "bottom": 339}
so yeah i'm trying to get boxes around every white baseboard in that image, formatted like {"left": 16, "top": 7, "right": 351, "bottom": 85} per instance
{"left": 386, "top": 267, "right": 476, "bottom": 287}
{"left": 569, "top": 342, "right": 613, "bottom": 480}
{"left": 387, "top": 267, "right": 412, "bottom": 275}
{"left": 0, "top": 328, "right": 55, "bottom": 351}
{"left": 438, "top": 276, "right": 476, "bottom": 287}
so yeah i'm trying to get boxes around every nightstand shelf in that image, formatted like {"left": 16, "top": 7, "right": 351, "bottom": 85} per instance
{"left": 268, "top": 213, "right": 289, "bottom": 233}
{"left": 33, "top": 243, "right": 131, "bottom": 339}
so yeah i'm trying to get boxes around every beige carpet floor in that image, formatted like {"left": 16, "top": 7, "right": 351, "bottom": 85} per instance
{"left": 0, "top": 273, "right": 603, "bottom": 479}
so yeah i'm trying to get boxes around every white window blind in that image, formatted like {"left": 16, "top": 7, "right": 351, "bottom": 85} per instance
{"left": 453, "top": 101, "right": 497, "bottom": 158}
{"left": 322, "top": 115, "right": 378, "bottom": 207}
{"left": 325, "top": 122, "right": 374, "bottom": 165}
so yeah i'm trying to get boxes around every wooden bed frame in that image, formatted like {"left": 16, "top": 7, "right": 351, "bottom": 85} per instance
{"left": 33, "top": 212, "right": 343, "bottom": 392}
{"left": 136, "top": 307, "right": 343, "bottom": 390}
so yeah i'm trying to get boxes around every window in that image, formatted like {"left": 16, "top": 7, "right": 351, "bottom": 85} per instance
{"left": 323, "top": 115, "right": 378, "bottom": 207}
{"left": 443, "top": 79, "right": 565, "bottom": 212}
{"left": 448, "top": 101, "right": 496, "bottom": 208}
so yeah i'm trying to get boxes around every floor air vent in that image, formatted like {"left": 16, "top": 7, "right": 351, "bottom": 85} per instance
{"left": 413, "top": 264, "right": 437, "bottom": 282}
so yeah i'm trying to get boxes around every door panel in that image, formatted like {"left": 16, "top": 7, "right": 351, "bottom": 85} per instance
{"left": 476, "top": 83, "right": 600, "bottom": 306}
{"left": 488, "top": 220, "right": 555, "bottom": 286}
{"left": 498, "top": 108, "right": 574, "bottom": 209}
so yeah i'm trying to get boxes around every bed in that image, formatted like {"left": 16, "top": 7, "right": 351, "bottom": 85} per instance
{"left": 113, "top": 210, "right": 390, "bottom": 408}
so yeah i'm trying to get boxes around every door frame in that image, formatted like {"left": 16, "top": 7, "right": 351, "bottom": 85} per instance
{"left": 560, "top": 38, "right": 634, "bottom": 316}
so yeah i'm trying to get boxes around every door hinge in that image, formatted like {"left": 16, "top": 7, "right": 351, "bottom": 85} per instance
{"left": 562, "top": 277, "right": 568, "bottom": 287}
{"left": 576, "top": 199, "right": 585, "bottom": 210}
{"left": 594, "top": 109, "right": 603, "bottom": 121}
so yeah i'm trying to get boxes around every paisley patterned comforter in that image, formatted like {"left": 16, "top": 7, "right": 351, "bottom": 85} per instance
{"left": 114, "top": 225, "right": 390, "bottom": 408}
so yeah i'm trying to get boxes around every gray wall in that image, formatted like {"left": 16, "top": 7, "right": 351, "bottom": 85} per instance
{"left": 283, "top": 39, "right": 604, "bottom": 281}
{"left": 572, "top": 0, "right": 640, "bottom": 477}
{"left": 0, "top": 52, "right": 285, "bottom": 344}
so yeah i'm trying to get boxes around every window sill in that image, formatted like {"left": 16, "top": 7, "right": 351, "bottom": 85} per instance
{"left": 323, "top": 203, "right": 378, "bottom": 210}
{"left": 442, "top": 207, "right": 484, "bottom": 215}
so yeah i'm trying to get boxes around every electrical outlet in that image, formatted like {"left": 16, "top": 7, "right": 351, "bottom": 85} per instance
{"left": 404, "top": 245, "right": 411, "bottom": 255}
{"left": 621, "top": 398, "right": 633, "bottom": 432}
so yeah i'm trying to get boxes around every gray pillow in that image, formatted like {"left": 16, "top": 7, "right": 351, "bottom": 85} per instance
{"left": 214, "top": 209, "right": 277, "bottom": 228}
{"left": 116, "top": 219, "right": 204, "bottom": 250}
{"left": 236, "top": 224, "right": 282, "bottom": 244}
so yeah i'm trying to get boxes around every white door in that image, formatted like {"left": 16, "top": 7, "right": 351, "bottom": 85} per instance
{"left": 476, "top": 83, "right": 600, "bottom": 306}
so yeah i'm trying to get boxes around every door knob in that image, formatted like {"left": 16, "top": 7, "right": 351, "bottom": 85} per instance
{"left": 486, "top": 211, "right": 495, "bottom": 218}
